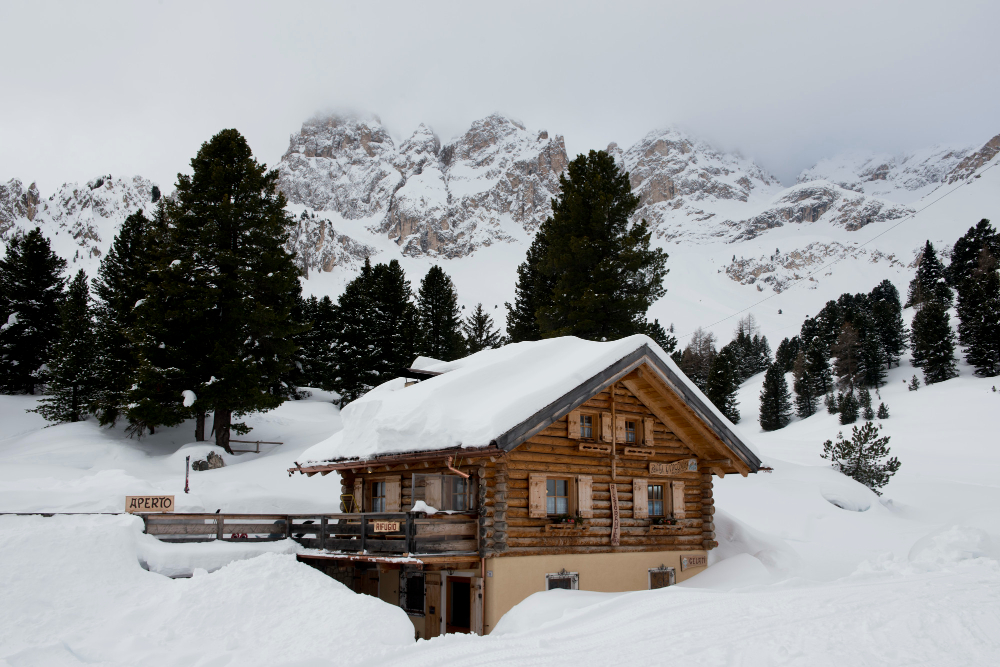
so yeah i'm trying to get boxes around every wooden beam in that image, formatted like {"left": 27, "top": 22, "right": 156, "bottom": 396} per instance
{"left": 620, "top": 377, "right": 715, "bottom": 461}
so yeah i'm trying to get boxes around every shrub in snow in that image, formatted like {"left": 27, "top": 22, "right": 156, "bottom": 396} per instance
{"left": 821, "top": 422, "right": 900, "bottom": 495}
{"left": 876, "top": 402, "right": 890, "bottom": 419}
{"left": 824, "top": 391, "right": 839, "bottom": 414}
{"left": 908, "top": 375, "right": 921, "bottom": 391}
{"left": 859, "top": 387, "right": 874, "bottom": 420}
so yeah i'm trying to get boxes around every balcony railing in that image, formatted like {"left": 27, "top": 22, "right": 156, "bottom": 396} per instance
{"left": 141, "top": 512, "right": 478, "bottom": 555}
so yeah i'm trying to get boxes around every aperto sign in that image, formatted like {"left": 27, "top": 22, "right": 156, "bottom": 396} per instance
{"left": 125, "top": 495, "right": 175, "bottom": 513}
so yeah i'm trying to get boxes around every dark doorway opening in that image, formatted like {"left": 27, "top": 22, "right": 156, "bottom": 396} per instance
{"left": 446, "top": 577, "right": 471, "bottom": 633}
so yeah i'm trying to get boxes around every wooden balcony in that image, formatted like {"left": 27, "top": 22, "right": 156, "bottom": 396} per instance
{"left": 141, "top": 512, "right": 478, "bottom": 556}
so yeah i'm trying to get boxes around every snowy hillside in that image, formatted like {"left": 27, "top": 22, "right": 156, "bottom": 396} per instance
{"left": 2, "top": 332, "right": 998, "bottom": 664}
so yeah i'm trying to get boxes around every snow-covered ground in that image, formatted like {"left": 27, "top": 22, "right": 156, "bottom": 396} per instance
{"left": 2, "top": 339, "right": 999, "bottom": 665}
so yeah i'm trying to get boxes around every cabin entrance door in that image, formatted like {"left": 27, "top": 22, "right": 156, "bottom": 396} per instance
{"left": 446, "top": 576, "right": 472, "bottom": 634}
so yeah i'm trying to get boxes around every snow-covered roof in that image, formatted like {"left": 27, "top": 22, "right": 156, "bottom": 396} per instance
{"left": 298, "top": 335, "right": 761, "bottom": 471}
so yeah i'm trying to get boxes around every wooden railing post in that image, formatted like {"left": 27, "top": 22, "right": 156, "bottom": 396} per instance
{"left": 320, "top": 517, "right": 328, "bottom": 550}
{"left": 405, "top": 512, "right": 414, "bottom": 554}
{"left": 216, "top": 514, "right": 224, "bottom": 541}
{"left": 360, "top": 514, "right": 367, "bottom": 553}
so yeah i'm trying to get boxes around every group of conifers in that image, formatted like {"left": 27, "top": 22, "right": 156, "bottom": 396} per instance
{"left": 674, "top": 219, "right": 1000, "bottom": 432}
{"left": 0, "top": 134, "right": 672, "bottom": 451}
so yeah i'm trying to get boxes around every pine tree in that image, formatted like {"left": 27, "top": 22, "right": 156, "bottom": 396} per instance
{"left": 775, "top": 336, "right": 801, "bottom": 373}
{"left": 832, "top": 323, "right": 862, "bottom": 392}
{"left": 505, "top": 228, "right": 551, "bottom": 343}
{"left": 908, "top": 375, "right": 921, "bottom": 391}
{"left": 911, "top": 299, "right": 958, "bottom": 384}
{"left": 804, "top": 337, "right": 833, "bottom": 397}
{"left": 877, "top": 402, "right": 890, "bottom": 419}
{"left": 859, "top": 387, "right": 874, "bottom": 420}
{"left": 906, "top": 240, "right": 952, "bottom": 308}
{"left": 369, "top": 260, "right": 420, "bottom": 383}
{"left": 0, "top": 227, "right": 67, "bottom": 394}
{"left": 868, "top": 279, "right": 907, "bottom": 370}
{"left": 705, "top": 343, "right": 740, "bottom": 423}
{"left": 331, "top": 259, "right": 378, "bottom": 403}
{"left": 130, "top": 129, "right": 304, "bottom": 451}
{"left": 463, "top": 303, "right": 502, "bottom": 354}
{"left": 839, "top": 391, "right": 859, "bottom": 425}
{"left": 759, "top": 363, "right": 792, "bottom": 431}
{"left": 825, "top": 391, "right": 839, "bottom": 414}
{"left": 821, "top": 422, "right": 900, "bottom": 495}
{"left": 31, "top": 271, "right": 98, "bottom": 422}
{"left": 294, "top": 295, "right": 339, "bottom": 390}
{"left": 950, "top": 219, "right": 1000, "bottom": 376}
{"left": 792, "top": 351, "right": 818, "bottom": 418}
{"left": 534, "top": 150, "right": 669, "bottom": 341}
{"left": 92, "top": 209, "right": 155, "bottom": 426}
{"left": 417, "top": 265, "right": 465, "bottom": 361}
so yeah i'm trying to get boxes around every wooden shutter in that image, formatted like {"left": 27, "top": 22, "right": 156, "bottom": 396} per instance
{"left": 643, "top": 418, "right": 656, "bottom": 446}
{"left": 425, "top": 475, "right": 442, "bottom": 509}
{"left": 615, "top": 415, "right": 627, "bottom": 442}
{"left": 601, "top": 412, "right": 613, "bottom": 442}
{"left": 470, "top": 576, "right": 484, "bottom": 635}
{"left": 529, "top": 473, "right": 547, "bottom": 518}
{"left": 671, "top": 480, "right": 685, "bottom": 519}
{"left": 385, "top": 475, "right": 401, "bottom": 512}
{"left": 425, "top": 572, "right": 441, "bottom": 639}
{"left": 576, "top": 475, "right": 593, "bottom": 518}
{"left": 353, "top": 478, "right": 364, "bottom": 513}
{"left": 567, "top": 410, "right": 581, "bottom": 439}
{"left": 632, "top": 478, "right": 648, "bottom": 519}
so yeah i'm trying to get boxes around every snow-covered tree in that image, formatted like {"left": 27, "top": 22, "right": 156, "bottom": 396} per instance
{"left": 821, "top": 422, "right": 900, "bottom": 496}
{"left": 759, "top": 363, "right": 792, "bottom": 431}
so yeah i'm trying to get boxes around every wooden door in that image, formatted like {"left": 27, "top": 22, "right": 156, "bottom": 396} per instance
{"left": 425, "top": 572, "right": 441, "bottom": 639}
{"left": 470, "top": 576, "right": 484, "bottom": 636}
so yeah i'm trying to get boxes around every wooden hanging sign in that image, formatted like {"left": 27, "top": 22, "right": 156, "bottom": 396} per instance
{"left": 649, "top": 459, "right": 698, "bottom": 476}
{"left": 125, "top": 495, "right": 175, "bottom": 513}
{"left": 610, "top": 483, "right": 621, "bottom": 546}
{"left": 373, "top": 521, "right": 400, "bottom": 533}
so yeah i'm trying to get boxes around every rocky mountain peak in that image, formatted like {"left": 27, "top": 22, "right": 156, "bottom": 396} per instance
{"left": 0, "top": 179, "right": 42, "bottom": 236}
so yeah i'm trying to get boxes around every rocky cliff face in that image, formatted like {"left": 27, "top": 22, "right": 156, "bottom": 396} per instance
{"left": 946, "top": 133, "right": 1000, "bottom": 184}
{"left": 0, "top": 179, "right": 42, "bottom": 237}
{"left": 277, "top": 113, "right": 568, "bottom": 258}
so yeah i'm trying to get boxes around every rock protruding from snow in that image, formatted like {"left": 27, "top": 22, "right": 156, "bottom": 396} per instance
{"left": 799, "top": 145, "right": 974, "bottom": 203}
{"left": 730, "top": 181, "right": 913, "bottom": 241}
{"left": 288, "top": 209, "right": 375, "bottom": 276}
{"left": 278, "top": 112, "right": 568, "bottom": 257}
{"left": 0, "top": 179, "right": 41, "bottom": 236}
{"left": 946, "top": 133, "right": 1000, "bottom": 184}
{"left": 613, "top": 128, "right": 782, "bottom": 240}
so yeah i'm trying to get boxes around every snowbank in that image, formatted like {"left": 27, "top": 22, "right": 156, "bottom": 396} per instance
{"left": 0, "top": 514, "right": 413, "bottom": 666}
{"left": 301, "top": 334, "right": 757, "bottom": 463}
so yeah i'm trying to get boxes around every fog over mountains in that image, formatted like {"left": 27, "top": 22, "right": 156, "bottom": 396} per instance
{"left": 2, "top": 112, "right": 998, "bottom": 342}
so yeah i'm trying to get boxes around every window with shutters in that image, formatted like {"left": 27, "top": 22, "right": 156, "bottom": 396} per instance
{"left": 411, "top": 474, "right": 476, "bottom": 512}
{"left": 546, "top": 478, "right": 571, "bottom": 515}
{"left": 580, "top": 414, "right": 594, "bottom": 439}
{"left": 370, "top": 481, "right": 386, "bottom": 512}
{"left": 648, "top": 484, "right": 665, "bottom": 517}
{"left": 625, "top": 420, "right": 637, "bottom": 443}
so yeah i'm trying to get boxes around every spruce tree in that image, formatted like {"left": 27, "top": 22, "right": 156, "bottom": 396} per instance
{"left": 948, "top": 219, "right": 1000, "bottom": 289}
{"left": 804, "top": 337, "right": 833, "bottom": 397}
{"left": 859, "top": 387, "right": 874, "bottom": 420}
{"left": 369, "top": 260, "right": 420, "bottom": 383}
{"left": 31, "top": 270, "right": 98, "bottom": 422}
{"left": 775, "top": 336, "right": 801, "bottom": 373}
{"left": 821, "top": 422, "right": 900, "bottom": 495}
{"left": 294, "top": 295, "right": 339, "bottom": 391}
{"left": 759, "top": 363, "right": 792, "bottom": 431}
{"left": 792, "top": 350, "right": 818, "bottom": 418}
{"left": 417, "top": 265, "right": 465, "bottom": 361}
{"left": 839, "top": 391, "right": 859, "bottom": 425}
{"left": 906, "top": 241, "right": 952, "bottom": 308}
{"left": 331, "top": 259, "right": 378, "bottom": 403}
{"left": 911, "top": 299, "right": 958, "bottom": 384}
{"left": 825, "top": 391, "right": 839, "bottom": 414}
{"left": 92, "top": 209, "right": 154, "bottom": 426}
{"left": 505, "top": 228, "right": 551, "bottom": 343}
{"left": 534, "top": 150, "right": 669, "bottom": 340}
{"left": 868, "top": 279, "right": 907, "bottom": 370}
{"left": 877, "top": 402, "right": 890, "bottom": 419}
{"left": 832, "top": 323, "right": 862, "bottom": 393}
{"left": 951, "top": 220, "right": 1000, "bottom": 376}
{"left": 705, "top": 343, "right": 740, "bottom": 423}
{"left": 463, "top": 303, "right": 502, "bottom": 354}
{"left": 0, "top": 227, "right": 67, "bottom": 394}
{"left": 130, "top": 129, "right": 303, "bottom": 451}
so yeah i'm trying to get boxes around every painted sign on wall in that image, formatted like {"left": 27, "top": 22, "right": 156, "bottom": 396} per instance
{"left": 125, "top": 495, "right": 175, "bottom": 513}
{"left": 649, "top": 459, "right": 698, "bottom": 476}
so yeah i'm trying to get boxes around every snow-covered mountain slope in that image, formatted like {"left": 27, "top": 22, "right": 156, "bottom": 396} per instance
{"left": 278, "top": 112, "right": 568, "bottom": 258}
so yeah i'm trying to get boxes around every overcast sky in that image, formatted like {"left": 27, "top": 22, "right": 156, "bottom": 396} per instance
{"left": 2, "top": 0, "right": 998, "bottom": 193}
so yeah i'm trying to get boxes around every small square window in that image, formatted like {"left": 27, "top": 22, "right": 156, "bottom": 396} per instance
{"left": 546, "top": 572, "right": 579, "bottom": 590}
{"left": 625, "top": 421, "right": 636, "bottom": 443}
{"left": 648, "top": 484, "right": 665, "bottom": 517}
{"left": 546, "top": 478, "right": 570, "bottom": 515}
{"left": 580, "top": 414, "right": 593, "bottom": 439}
{"left": 370, "top": 481, "right": 386, "bottom": 512}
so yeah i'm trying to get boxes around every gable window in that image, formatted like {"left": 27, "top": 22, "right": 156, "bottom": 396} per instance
{"left": 370, "top": 481, "right": 386, "bottom": 512}
{"left": 648, "top": 484, "right": 665, "bottom": 517}
{"left": 625, "top": 420, "right": 637, "bottom": 443}
{"left": 580, "top": 414, "right": 594, "bottom": 439}
{"left": 546, "top": 478, "right": 570, "bottom": 515}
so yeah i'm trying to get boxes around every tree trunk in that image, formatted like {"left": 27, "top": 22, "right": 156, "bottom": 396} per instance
{"left": 195, "top": 410, "right": 206, "bottom": 442}
{"left": 214, "top": 409, "right": 234, "bottom": 454}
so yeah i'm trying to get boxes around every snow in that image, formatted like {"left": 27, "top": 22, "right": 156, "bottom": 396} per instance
{"left": 181, "top": 389, "right": 196, "bottom": 407}
{"left": 299, "top": 334, "right": 748, "bottom": 464}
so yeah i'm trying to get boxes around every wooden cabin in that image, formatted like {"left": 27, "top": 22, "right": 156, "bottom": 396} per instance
{"left": 289, "top": 336, "right": 760, "bottom": 638}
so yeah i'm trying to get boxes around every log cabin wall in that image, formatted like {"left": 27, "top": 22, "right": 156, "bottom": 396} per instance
{"left": 481, "top": 382, "right": 717, "bottom": 558}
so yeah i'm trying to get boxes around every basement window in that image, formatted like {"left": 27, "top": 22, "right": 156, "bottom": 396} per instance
{"left": 649, "top": 567, "right": 675, "bottom": 589}
{"left": 546, "top": 571, "right": 579, "bottom": 590}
